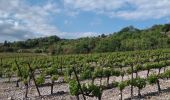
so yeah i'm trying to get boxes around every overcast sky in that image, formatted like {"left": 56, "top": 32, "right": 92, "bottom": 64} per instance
{"left": 0, "top": 0, "right": 170, "bottom": 42}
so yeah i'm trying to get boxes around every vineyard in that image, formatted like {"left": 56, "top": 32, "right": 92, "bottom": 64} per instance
{"left": 0, "top": 49, "right": 170, "bottom": 100}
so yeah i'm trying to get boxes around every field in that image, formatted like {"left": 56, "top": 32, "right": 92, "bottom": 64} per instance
{"left": 0, "top": 49, "right": 170, "bottom": 100}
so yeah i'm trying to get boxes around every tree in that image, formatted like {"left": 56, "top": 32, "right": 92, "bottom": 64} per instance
{"left": 162, "top": 24, "right": 170, "bottom": 34}
{"left": 48, "top": 45, "right": 56, "bottom": 55}
{"left": 95, "top": 38, "right": 120, "bottom": 52}
{"left": 3, "top": 40, "right": 10, "bottom": 47}
{"left": 48, "top": 35, "right": 60, "bottom": 44}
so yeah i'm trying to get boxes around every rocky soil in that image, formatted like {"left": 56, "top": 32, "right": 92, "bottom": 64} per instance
{"left": 1, "top": 67, "right": 170, "bottom": 100}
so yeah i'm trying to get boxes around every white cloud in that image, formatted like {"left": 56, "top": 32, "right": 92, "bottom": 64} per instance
{"left": 64, "top": 0, "right": 126, "bottom": 12}
{"left": 113, "top": 0, "right": 170, "bottom": 20}
{"left": 0, "top": 0, "right": 61, "bottom": 42}
{"left": 0, "top": 0, "right": 100, "bottom": 42}
{"left": 1, "top": 0, "right": 170, "bottom": 42}
{"left": 0, "top": 19, "right": 34, "bottom": 42}
{"left": 60, "top": 32, "right": 99, "bottom": 39}
{"left": 64, "top": 0, "right": 170, "bottom": 20}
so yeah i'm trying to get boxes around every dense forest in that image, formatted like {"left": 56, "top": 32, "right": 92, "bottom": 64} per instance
{"left": 0, "top": 24, "right": 170, "bottom": 54}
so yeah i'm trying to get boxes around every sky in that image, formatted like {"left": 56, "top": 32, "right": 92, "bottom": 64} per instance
{"left": 0, "top": 0, "right": 170, "bottom": 42}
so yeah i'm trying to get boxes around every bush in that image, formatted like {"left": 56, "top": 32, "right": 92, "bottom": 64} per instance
{"left": 112, "top": 81, "right": 119, "bottom": 87}
{"left": 69, "top": 80, "right": 79, "bottom": 95}
{"left": 36, "top": 75, "right": 45, "bottom": 85}
{"left": 147, "top": 74, "right": 158, "bottom": 85}
{"left": 51, "top": 75, "right": 59, "bottom": 81}
{"left": 118, "top": 81, "right": 127, "bottom": 91}
{"left": 133, "top": 77, "right": 146, "bottom": 89}
{"left": 80, "top": 70, "right": 92, "bottom": 80}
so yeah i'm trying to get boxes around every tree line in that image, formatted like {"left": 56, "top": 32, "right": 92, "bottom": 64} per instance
{"left": 0, "top": 24, "right": 170, "bottom": 54}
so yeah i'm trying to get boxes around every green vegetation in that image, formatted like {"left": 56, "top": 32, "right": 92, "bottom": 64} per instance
{"left": 0, "top": 22, "right": 170, "bottom": 100}
{"left": 0, "top": 24, "right": 170, "bottom": 54}
{"left": 0, "top": 49, "right": 170, "bottom": 100}
{"left": 118, "top": 81, "right": 127, "bottom": 100}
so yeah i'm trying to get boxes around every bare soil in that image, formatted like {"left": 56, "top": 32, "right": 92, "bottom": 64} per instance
{"left": 1, "top": 67, "right": 170, "bottom": 100}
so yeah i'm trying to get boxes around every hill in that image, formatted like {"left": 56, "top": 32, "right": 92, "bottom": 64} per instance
{"left": 0, "top": 24, "right": 170, "bottom": 54}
